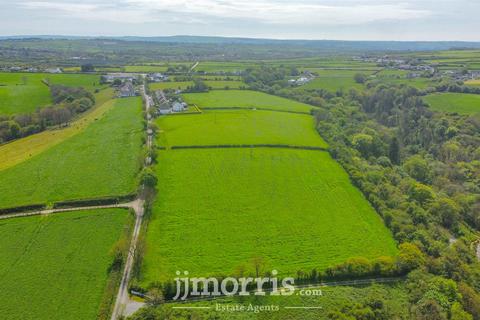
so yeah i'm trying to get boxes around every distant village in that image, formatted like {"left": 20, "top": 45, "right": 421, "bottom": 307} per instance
{"left": 99, "top": 72, "right": 188, "bottom": 115}
{"left": 355, "top": 55, "right": 480, "bottom": 81}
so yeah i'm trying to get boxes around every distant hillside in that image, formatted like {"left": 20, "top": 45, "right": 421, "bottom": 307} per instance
{"left": 1, "top": 35, "right": 480, "bottom": 52}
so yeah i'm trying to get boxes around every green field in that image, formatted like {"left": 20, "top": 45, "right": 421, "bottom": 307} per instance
{"left": 0, "top": 97, "right": 143, "bottom": 209}
{"left": 0, "top": 72, "right": 102, "bottom": 115}
{"left": 140, "top": 148, "right": 397, "bottom": 284}
{"left": 182, "top": 90, "right": 316, "bottom": 113}
{"left": 125, "top": 65, "right": 168, "bottom": 72}
{"left": 0, "top": 208, "right": 132, "bottom": 320}
{"left": 424, "top": 93, "right": 480, "bottom": 114}
{"left": 156, "top": 109, "right": 328, "bottom": 148}
{"left": 0, "top": 88, "right": 115, "bottom": 172}
{"left": 300, "top": 70, "right": 370, "bottom": 92}
{"left": 196, "top": 61, "right": 255, "bottom": 73}
{"left": 149, "top": 80, "right": 245, "bottom": 91}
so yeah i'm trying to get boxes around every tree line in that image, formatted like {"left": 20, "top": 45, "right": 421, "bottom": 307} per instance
{"left": 0, "top": 85, "right": 95, "bottom": 144}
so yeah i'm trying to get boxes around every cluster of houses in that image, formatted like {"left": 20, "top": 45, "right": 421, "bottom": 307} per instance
{"left": 146, "top": 73, "right": 169, "bottom": 82}
{"left": 101, "top": 73, "right": 140, "bottom": 84}
{"left": 154, "top": 90, "right": 188, "bottom": 114}
{"left": 443, "top": 70, "right": 480, "bottom": 82}
{"left": 0, "top": 66, "right": 61, "bottom": 73}
{"left": 99, "top": 73, "right": 140, "bottom": 98}
{"left": 158, "top": 101, "right": 188, "bottom": 115}
{"left": 288, "top": 71, "right": 315, "bottom": 86}
{"left": 118, "top": 81, "right": 137, "bottom": 98}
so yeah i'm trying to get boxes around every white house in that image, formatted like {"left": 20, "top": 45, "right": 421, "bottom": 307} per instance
{"left": 172, "top": 102, "right": 185, "bottom": 112}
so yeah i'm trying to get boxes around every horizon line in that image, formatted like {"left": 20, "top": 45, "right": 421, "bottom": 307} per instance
{"left": 1, "top": 34, "right": 480, "bottom": 44}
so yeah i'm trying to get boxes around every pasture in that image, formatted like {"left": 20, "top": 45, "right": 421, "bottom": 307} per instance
{"left": 0, "top": 208, "right": 132, "bottom": 320}
{"left": 149, "top": 80, "right": 245, "bottom": 91}
{"left": 424, "top": 93, "right": 480, "bottom": 114}
{"left": 156, "top": 109, "right": 328, "bottom": 148}
{"left": 300, "top": 70, "right": 368, "bottom": 92}
{"left": 0, "top": 88, "right": 115, "bottom": 172}
{"left": 0, "top": 72, "right": 102, "bottom": 115}
{"left": 0, "top": 97, "right": 143, "bottom": 209}
{"left": 182, "top": 90, "right": 316, "bottom": 113}
{"left": 196, "top": 61, "right": 256, "bottom": 73}
{"left": 140, "top": 148, "right": 397, "bottom": 284}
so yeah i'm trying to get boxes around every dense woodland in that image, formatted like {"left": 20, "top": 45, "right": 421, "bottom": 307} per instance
{"left": 0, "top": 85, "right": 95, "bottom": 143}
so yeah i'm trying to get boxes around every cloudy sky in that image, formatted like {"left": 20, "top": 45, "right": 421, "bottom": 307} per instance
{"left": 0, "top": 0, "right": 479, "bottom": 41}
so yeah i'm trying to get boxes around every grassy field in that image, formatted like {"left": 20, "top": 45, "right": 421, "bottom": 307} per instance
{"left": 156, "top": 110, "right": 328, "bottom": 148}
{"left": 149, "top": 80, "right": 245, "bottom": 91}
{"left": 424, "top": 93, "right": 480, "bottom": 114}
{"left": 465, "top": 79, "right": 480, "bottom": 86}
{"left": 0, "top": 88, "right": 115, "bottom": 172}
{"left": 0, "top": 72, "right": 102, "bottom": 115}
{"left": 125, "top": 65, "right": 168, "bottom": 72}
{"left": 182, "top": 90, "right": 316, "bottom": 113}
{"left": 300, "top": 70, "right": 370, "bottom": 92}
{"left": 196, "top": 61, "right": 256, "bottom": 73}
{"left": 371, "top": 70, "right": 436, "bottom": 89}
{"left": 0, "top": 208, "right": 132, "bottom": 320}
{"left": 140, "top": 148, "right": 397, "bottom": 284}
{"left": 0, "top": 97, "right": 143, "bottom": 209}
{"left": 132, "top": 283, "right": 409, "bottom": 319}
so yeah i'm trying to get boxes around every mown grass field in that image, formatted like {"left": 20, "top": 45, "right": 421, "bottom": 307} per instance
{"left": 0, "top": 72, "right": 102, "bottom": 115}
{"left": 424, "top": 93, "right": 480, "bottom": 114}
{"left": 0, "top": 97, "right": 143, "bottom": 209}
{"left": 370, "top": 70, "right": 436, "bottom": 89}
{"left": 156, "top": 110, "right": 328, "bottom": 148}
{"left": 124, "top": 65, "right": 169, "bottom": 72}
{"left": 300, "top": 70, "right": 365, "bottom": 92}
{"left": 0, "top": 88, "right": 114, "bottom": 172}
{"left": 149, "top": 80, "right": 245, "bottom": 91}
{"left": 133, "top": 283, "right": 408, "bottom": 320}
{"left": 0, "top": 208, "right": 132, "bottom": 320}
{"left": 140, "top": 148, "right": 397, "bottom": 284}
{"left": 196, "top": 61, "right": 255, "bottom": 73}
{"left": 182, "top": 90, "right": 316, "bottom": 113}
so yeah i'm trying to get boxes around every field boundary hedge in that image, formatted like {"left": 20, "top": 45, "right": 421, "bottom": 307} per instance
{"left": 200, "top": 106, "right": 312, "bottom": 115}
{"left": 168, "top": 144, "right": 328, "bottom": 151}
{"left": 0, "top": 204, "right": 46, "bottom": 215}
{"left": 52, "top": 193, "right": 138, "bottom": 209}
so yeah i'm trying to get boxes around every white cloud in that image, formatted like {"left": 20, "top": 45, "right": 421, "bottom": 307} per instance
{"left": 19, "top": 0, "right": 432, "bottom": 25}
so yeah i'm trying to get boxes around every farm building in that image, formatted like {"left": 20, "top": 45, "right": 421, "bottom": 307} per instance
{"left": 172, "top": 102, "right": 187, "bottom": 112}
{"left": 147, "top": 73, "right": 169, "bottom": 82}
{"left": 118, "top": 82, "right": 136, "bottom": 98}
{"left": 46, "top": 68, "right": 62, "bottom": 74}
{"left": 159, "top": 104, "right": 172, "bottom": 115}
{"left": 102, "top": 73, "right": 138, "bottom": 83}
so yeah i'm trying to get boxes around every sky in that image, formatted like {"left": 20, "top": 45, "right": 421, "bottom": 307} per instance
{"left": 0, "top": 0, "right": 479, "bottom": 41}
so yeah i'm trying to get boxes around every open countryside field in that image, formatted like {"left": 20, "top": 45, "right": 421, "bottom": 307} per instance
{"left": 0, "top": 208, "right": 132, "bottom": 320}
{"left": 424, "top": 93, "right": 480, "bottom": 114}
{"left": 196, "top": 61, "right": 256, "bottom": 73}
{"left": 149, "top": 80, "right": 245, "bottom": 91}
{"left": 465, "top": 79, "right": 480, "bottom": 87}
{"left": 140, "top": 148, "right": 397, "bottom": 284}
{"left": 182, "top": 90, "right": 316, "bottom": 113}
{"left": 156, "top": 109, "right": 328, "bottom": 148}
{"left": 0, "top": 72, "right": 102, "bottom": 115}
{"left": 300, "top": 69, "right": 369, "bottom": 92}
{"left": 0, "top": 97, "right": 143, "bottom": 209}
{"left": 0, "top": 88, "right": 114, "bottom": 172}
